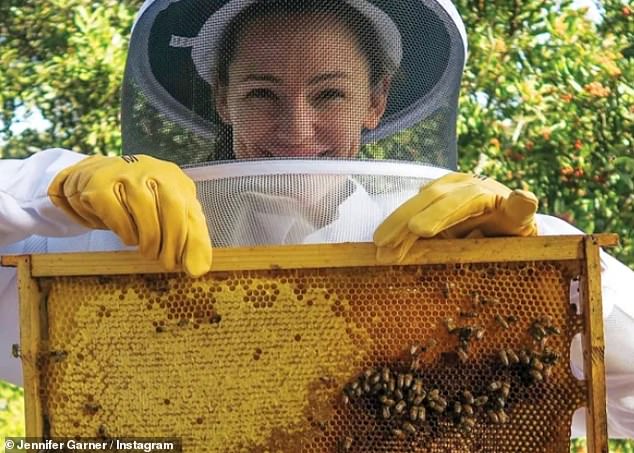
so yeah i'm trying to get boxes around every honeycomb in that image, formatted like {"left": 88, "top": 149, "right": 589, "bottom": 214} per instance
{"left": 36, "top": 260, "right": 585, "bottom": 452}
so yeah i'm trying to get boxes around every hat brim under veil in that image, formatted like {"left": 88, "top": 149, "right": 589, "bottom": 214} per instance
{"left": 122, "top": 0, "right": 467, "bottom": 168}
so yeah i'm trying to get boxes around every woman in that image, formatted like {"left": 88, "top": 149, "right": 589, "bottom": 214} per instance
{"left": 1, "top": 0, "right": 633, "bottom": 437}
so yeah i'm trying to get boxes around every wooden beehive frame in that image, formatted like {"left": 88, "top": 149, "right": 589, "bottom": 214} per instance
{"left": 2, "top": 234, "right": 615, "bottom": 451}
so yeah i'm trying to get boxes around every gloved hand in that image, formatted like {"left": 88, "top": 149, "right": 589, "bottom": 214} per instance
{"left": 48, "top": 154, "right": 212, "bottom": 276}
{"left": 373, "top": 172, "right": 539, "bottom": 262}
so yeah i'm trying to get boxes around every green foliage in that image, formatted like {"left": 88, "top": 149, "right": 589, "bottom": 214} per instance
{"left": 454, "top": 0, "right": 634, "bottom": 268}
{"left": 0, "top": 381, "right": 24, "bottom": 443}
{"left": 0, "top": 0, "right": 141, "bottom": 157}
{"left": 571, "top": 437, "right": 634, "bottom": 452}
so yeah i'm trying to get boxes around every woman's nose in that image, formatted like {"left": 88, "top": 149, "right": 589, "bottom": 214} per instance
{"left": 279, "top": 99, "right": 315, "bottom": 144}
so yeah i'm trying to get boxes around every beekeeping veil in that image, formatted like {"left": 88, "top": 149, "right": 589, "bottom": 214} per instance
{"left": 121, "top": 0, "right": 467, "bottom": 247}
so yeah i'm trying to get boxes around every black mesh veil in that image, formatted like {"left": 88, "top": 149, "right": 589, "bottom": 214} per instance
{"left": 120, "top": 0, "right": 467, "bottom": 247}
{"left": 121, "top": 0, "right": 466, "bottom": 168}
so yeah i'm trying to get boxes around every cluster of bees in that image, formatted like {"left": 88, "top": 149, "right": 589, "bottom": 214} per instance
{"left": 338, "top": 300, "right": 563, "bottom": 450}
{"left": 497, "top": 316, "right": 561, "bottom": 384}
{"left": 341, "top": 366, "right": 516, "bottom": 448}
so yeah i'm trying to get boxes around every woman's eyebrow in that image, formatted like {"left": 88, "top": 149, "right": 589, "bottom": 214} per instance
{"left": 240, "top": 74, "right": 282, "bottom": 84}
{"left": 308, "top": 72, "right": 349, "bottom": 85}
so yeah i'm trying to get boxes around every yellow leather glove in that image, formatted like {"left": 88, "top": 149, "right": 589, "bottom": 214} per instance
{"left": 48, "top": 154, "right": 212, "bottom": 277}
{"left": 373, "top": 172, "right": 539, "bottom": 262}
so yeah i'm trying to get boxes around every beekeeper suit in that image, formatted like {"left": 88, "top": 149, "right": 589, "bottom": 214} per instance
{"left": 0, "top": 0, "right": 633, "bottom": 438}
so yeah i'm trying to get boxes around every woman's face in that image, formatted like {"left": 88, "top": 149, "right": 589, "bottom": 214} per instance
{"left": 215, "top": 13, "right": 390, "bottom": 159}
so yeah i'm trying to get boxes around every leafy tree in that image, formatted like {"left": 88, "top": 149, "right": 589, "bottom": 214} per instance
{"left": 0, "top": 0, "right": 141, "bottom": 157}
{"left": 455, "top": 0, "right": 633, "bottom": 267}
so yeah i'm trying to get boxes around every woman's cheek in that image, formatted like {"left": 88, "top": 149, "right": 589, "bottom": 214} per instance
{"left": 236, "top": 111, "right": 271, "bottom": 139}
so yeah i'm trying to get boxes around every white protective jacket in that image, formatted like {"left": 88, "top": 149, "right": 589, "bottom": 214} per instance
{"left": 1, "top": 148, "right": 633, "bottom": 437}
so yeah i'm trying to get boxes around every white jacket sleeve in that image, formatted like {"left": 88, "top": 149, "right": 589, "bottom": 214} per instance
{"left": 537, "top": 214, "right": 634, "bottom": 438}
{"left": 0, "top": 148, "right": 90, "bottom": 245}
{"left": 0, "top": 232, "right": 129, "bottom": 386}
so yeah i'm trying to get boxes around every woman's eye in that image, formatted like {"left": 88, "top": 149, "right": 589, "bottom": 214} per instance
{"left": 246, "top": 88, "right": 277, "bottom": 100}
{"left": 315, "top": 89, "right": 345, "bottom": 102}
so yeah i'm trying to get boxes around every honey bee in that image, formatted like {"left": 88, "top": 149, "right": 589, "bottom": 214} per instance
{"left": 501, "top": 382, "right": 511, "bottom": 399}
{"left": 459, "top": 311, "right": 478, "bottom": 318}
{"left": 442, "top": 282, "right": 454, "bottom": 299}
{"left": 530, "top": 357, "right": 545, "bottom": 371}
{"left": 498, "top": 349, "right": 509, "bottom": 367}
{"left": 543, "top": 366, "right": 553, "bottom": 380}
{"left": 474, "top": 328, "right": 486, "bottom": 340}
{"left": 409, "top": 406, "right": 419, "bottom": 422}
{"left": 519, "top": 349, "right": 531, "bottom": 365}
{"left": 487, "top": 410, "right": 499, "bottom": 424}
{"left": 488, "top": 381, "right": 502, "bottom": 392}
{"left": 435, "top": 398, "right": 447, "bottom": 412}
{"left": 402, "top": 421, "right": 417, "bottom": 435}
{"left": 457, "top": 347, "right": 469, "bottom": 363}
{"left": 495, "top": 314, "right": 509, "bottom": 330}
{"left": 506, "top": 349, "right": 520, "bottom": 365}
{"left": 84, "top": 402, "right": 101, "bottom": 415}
{"left": 416, "top": 406, "right": 426, "bottom": 422}
{"left": 541, "top": 348, "right": 560, "bottom": 365}
{"left": 462, "top": 416, "right": 476, "bottom": 428}
{"left": 529, "top": 369, "right": 544, "bottom": 382}
{"left": 339, "top": 436, "right": 353, "bottom": 451}
{"left": 412, "top": 379, "right": 424, "bottom": 396}
{"left": 97, "top": 424, "right": 109, "bottom": 439}
{"left": 49, "top": 350, "right": 68, "bottom": 362}
{"left": 209, "top": 313, "right": 222, "bottom": 324}
{"left": 530, "top": 321, "right": 547, "bottom": 340}
{"left": 11, "top": 344, "right": 20, "bottom": 358}
{"left": 397, "top": 374, "right": 405, "bottom": 390}
{"left": 546, "top": 325, "right": 561, "bottom": 336}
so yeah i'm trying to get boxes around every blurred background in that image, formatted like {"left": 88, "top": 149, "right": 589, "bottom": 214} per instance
{"left": 0, "top": 0, "right": 632, "bottom": 450}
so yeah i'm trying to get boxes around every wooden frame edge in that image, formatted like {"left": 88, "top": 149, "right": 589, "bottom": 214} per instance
{"left": 0, "top": 234, "right": 616, "bottom": 277}
{"left": 15, "top": 256, "right": 44, "bottom": 437}
{"left": 582, "top": 236, "right": 609, "bottom": 452}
